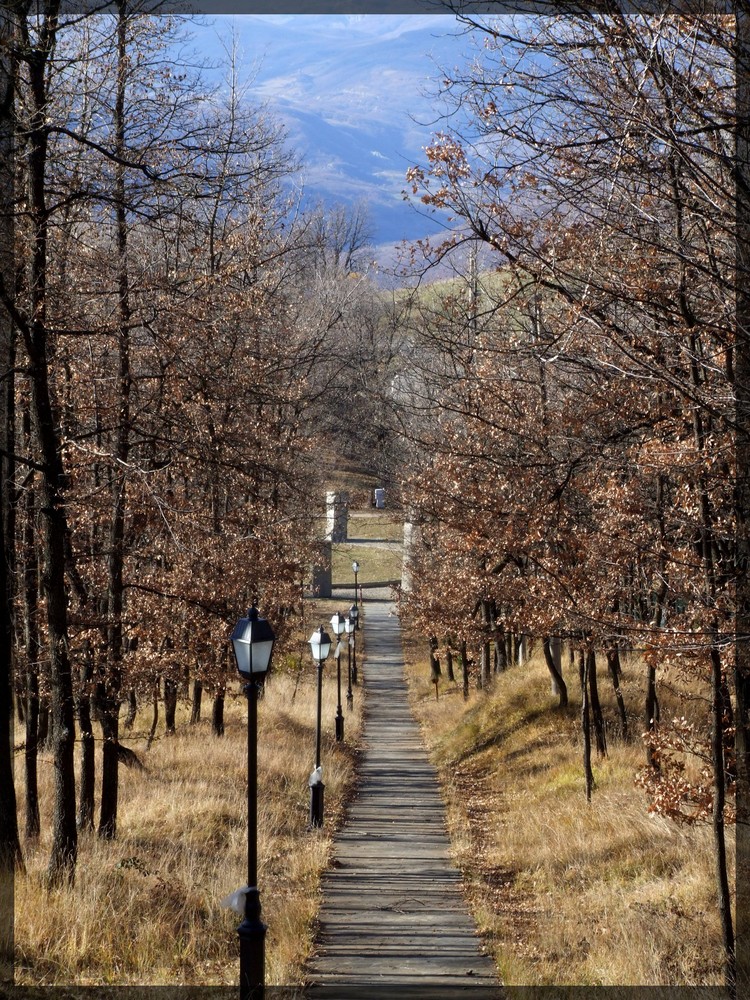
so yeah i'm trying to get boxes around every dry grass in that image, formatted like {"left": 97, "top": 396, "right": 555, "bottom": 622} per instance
{"left": 347, "top": 511, "right": 404, "bottom": 542}
{"left": 402, "top": 632, "right": 735, "bottom": 987}
{"left": 331, "top": 542, "right": 403, "bottom": 589}
{"left": 13, "top": 629, "right": 365, "bottom": 986}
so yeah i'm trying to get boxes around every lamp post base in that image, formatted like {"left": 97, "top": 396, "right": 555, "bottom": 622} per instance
{"left": 238, "top": 893, "right": 266, "bottom": 1000}
{"left": 309, "top": 780, "right": 325, "bottom": 828}
{"left": 346, "top": 690, "right": 353, "bottom": 711}
{"left": 335, "top": 710, "right": 344, "bottom": 742}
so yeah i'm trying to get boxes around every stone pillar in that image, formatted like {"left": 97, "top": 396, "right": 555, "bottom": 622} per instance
{"left": 326, "top": 491, "right": 349, "bottom": 542}
{"left": 401, "top": 521, "right": 415, "bottom": 593}
{"left": 517, "top": 635, "right": 527, "bottom": 666}
{"left": 312, "top": 542, "right": 332, "bottom": 598}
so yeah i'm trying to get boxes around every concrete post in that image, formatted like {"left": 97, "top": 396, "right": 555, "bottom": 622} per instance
{"left": 326, "top": 491, "right": 349, "bottom": 542}
{"left": 401, "top": 521, "right": 415, "bottom": 592}
{"left": 312, "top": 542, "right": 332, "bottom": 598}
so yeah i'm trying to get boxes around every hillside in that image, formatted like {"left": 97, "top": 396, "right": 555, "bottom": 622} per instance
{"left": 402, "top": 632, "right": 734, "bottom": 987}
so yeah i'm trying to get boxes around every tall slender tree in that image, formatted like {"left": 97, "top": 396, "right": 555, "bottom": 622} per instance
{"left": 14, "top": 0, "right": 78, "bottom": 885}
{"left": 0, "top": 0, "right": 23, "bottom": 883}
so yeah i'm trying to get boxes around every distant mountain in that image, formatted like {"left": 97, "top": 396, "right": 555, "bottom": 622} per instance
{"left": 203, "top": 14, "right": 470, "bottom": 263}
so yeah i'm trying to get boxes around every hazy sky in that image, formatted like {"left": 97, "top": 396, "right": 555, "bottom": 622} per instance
{"left": 199, "top": 14, "right": 471, "bottom": 252}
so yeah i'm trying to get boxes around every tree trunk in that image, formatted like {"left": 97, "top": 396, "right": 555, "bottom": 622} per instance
{"left": 164, "top": 677, "right": 178, "bottom": 735}
{"left": 17, "top": 0, "right": 77, "bottom": 886}
{"left": 429, "top": 635, "right": 441, "bottom": 683}
{"left": 97, "top": 706, "right": 119, "bottom": 840}
{"left": 735, "top": 13, "right": 750, "bottom": 996}
{"left": 548, "top": 635, "right": 562, "bottom": 695}
{"left": 479, "top": 601, "right": 491, "bottom": 688}
{"left": 190, "top": 679, "right": 203, "bottom": 724}
{"left": 711, "top": 645, "right": 735, "bottom": 994}
{"left": 606, "top": 645, "right": 628, "bottom": 741}
{"left": 0, "top": 563, "right": 20, "bottom": 867}
{"left": 646, "top": 476, "right": 668, "bottom": 770}
{"left": 580, "top": 649, "right": 594, "bottom": 802}
{"left": 22, "top": 429, "right": 40, "bottom": 840}
{"left": 587, "top": 650, "right": 607, "bottom": 757}
{"left": 146, "top": 678, "right": 159, "bottom": 750}
{"left": 690, "top": 394, "right": 736, "bottom": 992}
{"left": 645, "top": 660, "right": 660, "bottom": 769}
{"left": 98, "top": 0, "right": 134, "bottom": 845}
{"left": 24, "top": 663, "right": 40, "bottom": 841}
{"left": 37, "top": 700, "right": 49, "bottom": 749}
{"left": 44, "top": 487, "right": 78, "bottom": 883}
{"left": 76, "top": 643, "right": 95, "bottom": 832}
{"left": 123, "top": 688, "right": 137, "bottom": 730}
{"left": 494, "top": 619, "right": 507, "bottom": 673}
{"left": 212, "top": 690, "right": 225, "bottom": 737}
{"left": 0, "top": 0, "right": 21, "bottom": 875}
{"left": 478, "top": 641, "right": 488, "bottom": 688}
{"left": 543, "top": 636, "right": 568, "bottom": 708}
{"left": 444, "top": 646, "right": 455, "bottom": 683}
{"left": 460, "top": 639, "right": 469, "bottom": 701}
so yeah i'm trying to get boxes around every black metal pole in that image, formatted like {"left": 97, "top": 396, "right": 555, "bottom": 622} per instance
{"left": 239, "top": 681, "right": 266, "bottom": 1000}
{"left": 346, "top": 635, "right": 353, "bottom": 710}
{"left": 315, "top": 659, "right": 322, "bottom": 770}
{"left": 335, "top": 645, "right": 344, "bottom": 741}
{"left": 354, "top": 569, "right": 359, "bottom": 624}
{"left": 352, "top": 630, "right": 357, "bottom": 685}
{"left": 310, "top": 659, "right": 324, "bottom": 827}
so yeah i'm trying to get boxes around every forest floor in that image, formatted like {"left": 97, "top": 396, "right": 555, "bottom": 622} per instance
{"left": 401, "top": 630, "right": 735, "bottom": 989}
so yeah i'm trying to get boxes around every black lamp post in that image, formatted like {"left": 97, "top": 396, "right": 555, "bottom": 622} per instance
{"left": 349, "top": 602, "right": 359, "bottom": 684}
{"left": 352, "top": 559, "right": 360, "bottom": 623}
{"left": 330, "top": 611, "right": 346, "bottom": 741}
{"left": 230, "top": 604, "right": 275, "bottom": 1000}
{"left": 308, "top": 624, "right": 331, "bottom": 828}
{"left": 344, "top": 611, "right": 355, "bottom": 711}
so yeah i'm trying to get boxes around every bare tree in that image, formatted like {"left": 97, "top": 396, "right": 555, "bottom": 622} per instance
{"left": 402, "top": 12, "right": 740, "bottom": 988}
{"left": 0, "top": 0, "right": 23, "bottom": 881}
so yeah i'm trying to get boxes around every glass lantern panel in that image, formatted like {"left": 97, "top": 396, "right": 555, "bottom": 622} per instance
{"left": 231, "top": 615, "right": 275, "bottom": 676}
{"left": 309, "top": 629, "right": 332, "bottom": 661}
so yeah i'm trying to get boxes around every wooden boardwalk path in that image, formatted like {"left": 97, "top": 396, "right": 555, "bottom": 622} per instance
{"left": 305, "top": 596, "right": 501, "bottom": 999}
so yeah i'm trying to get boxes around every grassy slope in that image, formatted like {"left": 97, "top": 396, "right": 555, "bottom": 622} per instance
{"left": 402, "top": 631, "right": 734, "bottom": 988}
{"left": 12, "top": 482, "right": 392, "bottom": 987}
{"left": 347, "top": 511, "right": 404, "bottom": 543}
{"left": 331, "top": 542, "right": 403, "bottom": 590}
{"left": 13, "top": 612, "right": 365, "bottom": 987}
